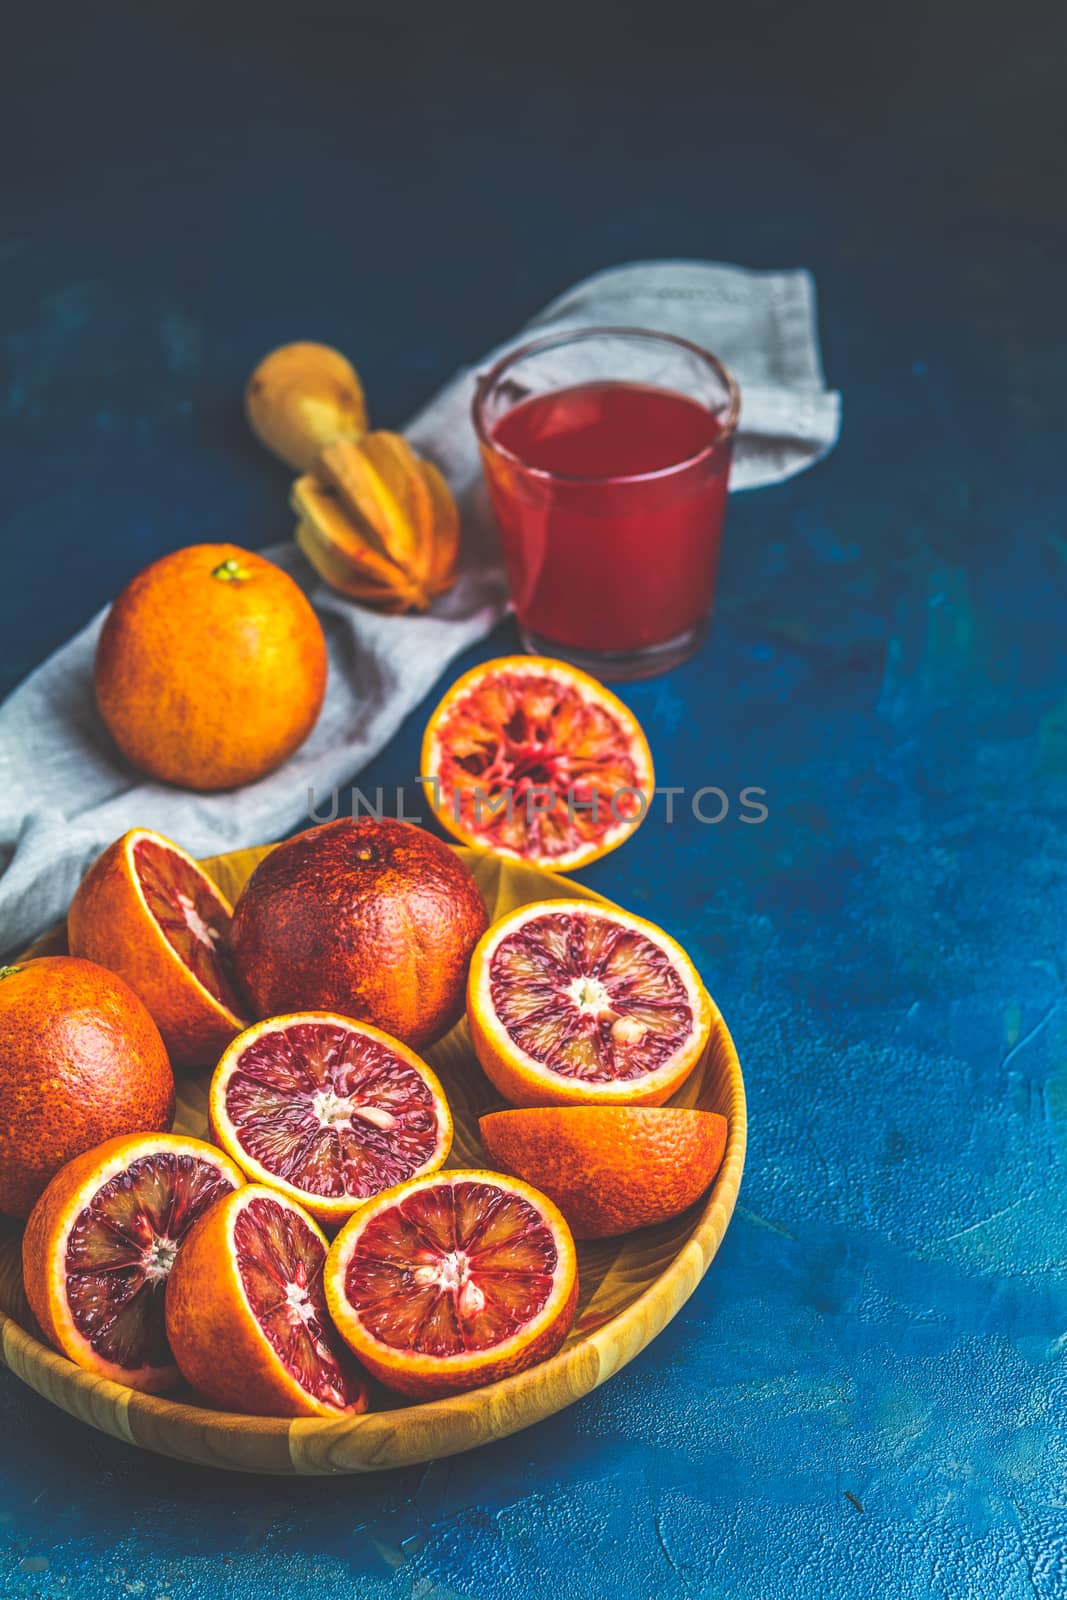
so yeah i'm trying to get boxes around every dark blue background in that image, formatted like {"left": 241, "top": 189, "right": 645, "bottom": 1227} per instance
{"left": 3, "top": 3, "right": 1066, "bottom": 1596}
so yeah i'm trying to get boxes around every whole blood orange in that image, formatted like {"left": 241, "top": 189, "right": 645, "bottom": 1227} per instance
{"left": 94, "top": 543, "right": 327, "bottom": 791}
{"left": 21, "top": 1132, "right": 244, "bottom": 1392}
{"left": 68, "top": 828, "right": 249, "bottom": 1068}
{"left": 165, "top": 1184, "right": 367, "bottom": 1418}
{"left": 325, "top": 1169, "right": 578, "bottom": 1399}
{"left": 0, "top": 957, "right": 175, "bottom": 1218}
{"left": 480, "top": 1106, "right": 727, "bottom": 1238}
{"left": 467, "top": 900, "right": 712, "bottom": 1108}
{"left": 229, "top": 817, "right": 489, "bottom": 1049}
{"left": 209, "top": 1013, "right": 452, "bottom": 1227}
{"left": 420, "top": 656, "right": 654, "bottom": 870}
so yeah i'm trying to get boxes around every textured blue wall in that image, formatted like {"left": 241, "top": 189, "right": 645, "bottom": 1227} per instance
{"left": 2, "top": 2, "right": 1066, "bottom": 1596}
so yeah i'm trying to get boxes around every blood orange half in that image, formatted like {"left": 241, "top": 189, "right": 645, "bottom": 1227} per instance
{"left": 420, "top": 656, "right": 654, "bottom": 870}
{"left": 480, "top": 1106, "right": 728, "bottom": 1238}
{"left": 324, "top": 1169, "right": 578, "bottom": 1399}
{"left": 21, "top": 1133, "right": 245, "bottom": 1393}
{"left": 467, "top": 900, "right": 712, "bottom": 1107}
{"left": 165, "top": 1184, "right": 367, "bottom": 1419}
{"left": 209, "top": 1014, "right": 453, "bottom": 1227}
{"left": 68, "top": 828, "right": 249, "bottom": 1067}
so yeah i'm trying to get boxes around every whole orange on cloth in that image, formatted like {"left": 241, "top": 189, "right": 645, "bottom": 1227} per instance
{"left": 229, "top": 817, "right": 489, "bottom": 1049}
{"left": 94, "top": 543, "right": 327, "bottom": 791}
{"left": 0, "top": 957, "right": 175, "bottom": 1217}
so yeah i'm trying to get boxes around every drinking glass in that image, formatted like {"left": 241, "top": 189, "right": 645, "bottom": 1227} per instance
{"left": 472, "top": 326, "right": 739, "bottom": 680}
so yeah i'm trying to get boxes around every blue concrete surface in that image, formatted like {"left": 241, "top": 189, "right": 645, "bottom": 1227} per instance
{"left": 2, "top": 1, "right": 1065, "bottom": 1596}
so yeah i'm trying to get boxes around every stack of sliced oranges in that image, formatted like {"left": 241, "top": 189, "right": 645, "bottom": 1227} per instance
{"left": 10, "top": 656, "right": 729, "bottom": 1417}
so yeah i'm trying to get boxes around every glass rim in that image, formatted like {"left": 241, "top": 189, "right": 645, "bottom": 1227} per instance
{"left": 471, "top": 324, "right": 741, "bottom": 486}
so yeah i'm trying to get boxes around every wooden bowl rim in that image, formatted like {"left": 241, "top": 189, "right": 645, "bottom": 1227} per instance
{"left": 0, "top": 847, "right": 747, "bottom": 1473}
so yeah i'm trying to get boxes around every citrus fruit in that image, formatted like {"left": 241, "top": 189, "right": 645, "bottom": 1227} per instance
{"left": 0, "top": 957, "right": 175, "bottom": 1218}
{"left": 420, "top": 655, "right": 654, "bottom": 870}
{"left": 324, "top": 1169, "right": 578, "bottom": 1399}
{"left": 229, "top": 817, "right": 489, "bottom": 1049}
{"left": 165, "top": 1184, "right": 367, "bottom": 1418}
{"left": 21, "top": 1133, "right": 244, "bottom": 1392}
{"left": 67, "top": 828, "right": 249, "bottom": 1068}
{"left": 480, "top": 1107, "right": 728, "bottom": 1238}
{"left": 94, "top": 543, "right": 328, "bottom": 791}
{"left": 467, "top": 900, "right": 712, "bottom": 1108}
{"left": 209, "top": 1013, "right": 453, "bottom": 1227}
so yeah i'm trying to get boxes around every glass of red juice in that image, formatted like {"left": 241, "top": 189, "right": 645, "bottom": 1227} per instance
{"left": 472, "top": 326, "right": 739, "bottom": 680}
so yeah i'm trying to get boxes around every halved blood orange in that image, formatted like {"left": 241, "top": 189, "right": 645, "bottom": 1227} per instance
{"left": 209, "top": 1013, "right": 453, "bottom": 1227}
{"left": 420, "top": 656, "right": 654, "bottom": 870}
{"left": 480, "top": 1107, "right": 728, "bottom": 1238}
{"left": 324, "top": 1169, "right": 578, "bottom": 1399}
{"left": 21, "top": 1133, "right": 245, "bottom": 1393}
{"left": 165, "top": 1184, "right": 367, "bottom": 1418}
{"left": 68, "top": 828, "right": 249, "bottom": 1068}
{"left": 467, "top": 900, "right": 712, "bottom": 1107}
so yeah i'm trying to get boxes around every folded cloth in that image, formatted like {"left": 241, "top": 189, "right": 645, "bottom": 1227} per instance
{"left": 0, "top": 259, "right": 840, "bottom": 951}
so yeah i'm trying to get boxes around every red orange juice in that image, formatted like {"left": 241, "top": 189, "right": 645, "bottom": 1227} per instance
{"left": 474, "top": 329, "right": 738, "bottom": 680}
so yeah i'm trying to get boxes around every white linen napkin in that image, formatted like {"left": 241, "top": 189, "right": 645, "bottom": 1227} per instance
{"left": 0, "top": 259, "right": 840, "bottom": 950}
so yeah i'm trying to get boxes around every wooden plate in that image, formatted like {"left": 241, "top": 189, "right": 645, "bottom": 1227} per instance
{"left": 0, "top": 844, "right": 746, "bottom": 1475}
